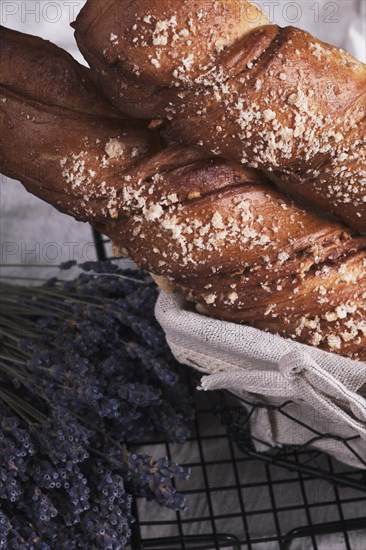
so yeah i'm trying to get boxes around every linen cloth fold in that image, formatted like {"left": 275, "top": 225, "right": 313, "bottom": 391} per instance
{"left": 155, "top": 291, "right": 366, "bottom": 468}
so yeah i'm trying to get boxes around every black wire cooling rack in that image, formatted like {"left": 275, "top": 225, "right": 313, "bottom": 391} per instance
{"left": 129, "top": 384, "right": 366, "bottom": 550}
{"left": 95, "top": 230, "right": 366, "bottom": 550}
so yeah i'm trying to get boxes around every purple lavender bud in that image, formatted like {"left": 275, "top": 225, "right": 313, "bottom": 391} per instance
{"left": 59, "top": 261, "right": 77, "bottom": 271}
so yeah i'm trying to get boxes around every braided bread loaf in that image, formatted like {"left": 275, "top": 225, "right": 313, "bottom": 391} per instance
{"left": 1, "top": 27, "right": 365, "bottom": 360}
{"left": 74, "top": 0, "right": 366, "bottom": 233}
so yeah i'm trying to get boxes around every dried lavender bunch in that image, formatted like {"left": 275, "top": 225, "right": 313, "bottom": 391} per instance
{"left": 0, "top": 262, "right": 194, "bottom": 549}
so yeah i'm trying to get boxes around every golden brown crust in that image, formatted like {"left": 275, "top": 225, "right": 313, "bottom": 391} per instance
{"left": 74, "top": 0, "right": 366, "bottom": 233}
{"left": 0, "top": 26, "right": 123, "bottom": 119}
{"left": 101, "top": 157, "right": 366, "bottom": 360}
{"left": 1, "top": 26, "right": 365, "bottom": 361}
{"left": 0, "top": 26, "right": 160, "bottom": 222}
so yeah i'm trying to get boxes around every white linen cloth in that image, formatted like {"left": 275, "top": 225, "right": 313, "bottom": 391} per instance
{"left": 156, "top": 292, "right": 366, "bottom": 468}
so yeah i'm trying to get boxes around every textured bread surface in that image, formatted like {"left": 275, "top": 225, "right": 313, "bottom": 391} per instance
{"left": 1, "top": 25, "right": 365, "bottom": 361}
{"left": 74, "top": 0, "right": 366, "bottom": 233}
